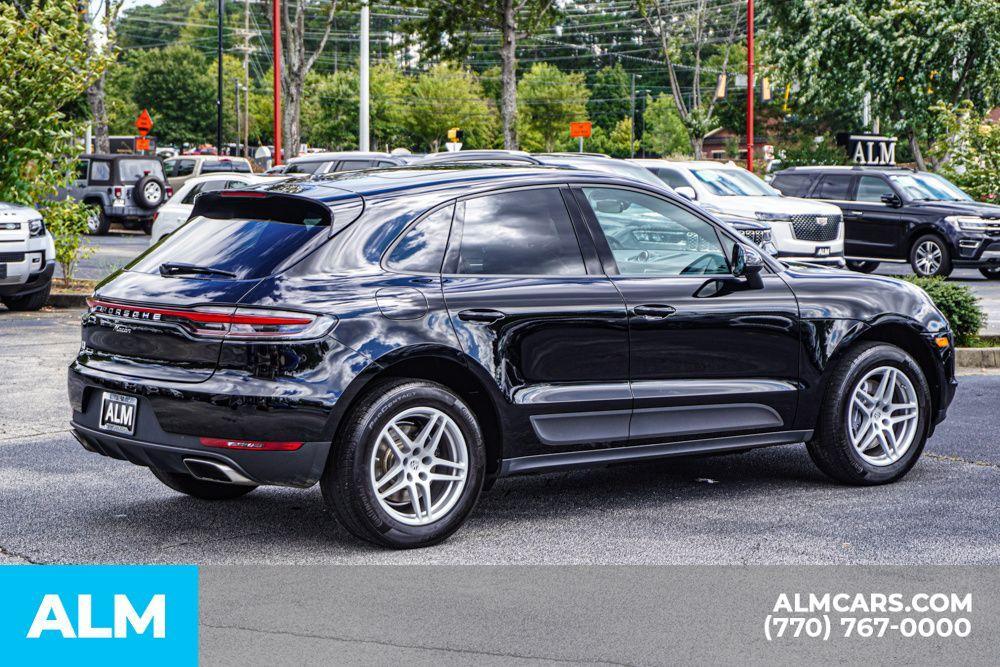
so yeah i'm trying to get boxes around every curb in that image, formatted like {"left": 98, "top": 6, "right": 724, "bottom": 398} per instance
{"left": 47, "top": 293, "right": 89, "bottom": 308}
{"left": 956, "top": 347, "right": 1000, "bottom": 370}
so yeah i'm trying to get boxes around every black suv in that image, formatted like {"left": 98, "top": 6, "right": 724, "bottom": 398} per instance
{"left": 770, "top": 166, "right": 1000, "bottom": 278}
{"left": 69, "top": 167, "right": 956, "bottom": 548}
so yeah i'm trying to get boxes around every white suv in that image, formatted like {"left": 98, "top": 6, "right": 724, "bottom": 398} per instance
{"left": 0, "top": 203, "right": 56, "bottom": 311}
{"left": 633, "top": 159, "right": 845, "bottom": 266}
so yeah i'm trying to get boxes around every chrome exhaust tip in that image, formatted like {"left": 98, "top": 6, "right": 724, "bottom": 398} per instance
{"left": 182, "top": 458, "right": 255, "bottom": 485}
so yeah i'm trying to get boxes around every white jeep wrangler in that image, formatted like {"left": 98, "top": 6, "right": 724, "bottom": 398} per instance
{"left": 0, "top": 203, "right": 56, "bottom": 311}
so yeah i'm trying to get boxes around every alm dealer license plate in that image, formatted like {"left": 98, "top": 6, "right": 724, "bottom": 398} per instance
{"left": 815, "top": 246, "right": 831, "bottom": 257}
{"left": 99, "top": 392, "right": 137, "bottom": 435}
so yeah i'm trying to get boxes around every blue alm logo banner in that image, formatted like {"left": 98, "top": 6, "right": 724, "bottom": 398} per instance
{"left": 0, "top": 565, "right": 198, "bottom": 665}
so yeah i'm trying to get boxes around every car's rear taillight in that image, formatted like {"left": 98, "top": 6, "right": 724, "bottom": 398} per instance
{"left": 200, "top": 438, "right": 303, "bottom": 451}
{"left": 165, "top": 186, "right": 173, "bottom": 198}
{"left": 86, "top": 299, "right": 335, "bottom": 341}
{"left": 113, "top": 186, "right": 123, "bottom": 199}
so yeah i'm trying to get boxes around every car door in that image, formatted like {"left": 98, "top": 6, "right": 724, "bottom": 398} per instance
{"left": 843, "top": 175, "right": 907, "bottom": 258}
{"left": 441, "top": 185, "right": 631, "bottom": 453}
{"left": 572, "top": 186, "right": 801, "bottom": 446}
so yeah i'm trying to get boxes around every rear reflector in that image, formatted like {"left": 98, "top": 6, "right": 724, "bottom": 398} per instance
{"left": 200, "top": 438, "right": 303, "bottom": 451}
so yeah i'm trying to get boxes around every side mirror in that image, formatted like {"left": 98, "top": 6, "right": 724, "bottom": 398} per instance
{"left": 731, "top": 244, "right": 764, "bottom": 278}
{"left": 881, "top": 193, "right": 903, "bottom": 208}
{"left": 674, "top": 186, "right": 697, "bottom": 201}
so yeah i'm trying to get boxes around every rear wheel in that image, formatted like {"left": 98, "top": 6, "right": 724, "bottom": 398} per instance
{"left": 846, "top": 260, "right": 880, "bottom": 273}
{"left": 150, "top": 467, "right": 257, "bottom": 500}
{"left": 322, "top": 379, "right": 485, "bottom": 548}
{"left": 910, "top": 235, "right": 952, "bottom": 278}
{"left": 807, "top": 342, "right": 930, "bottom": 485}
{"left": 86, "top": 208, "right": 110, "bottom": 235}
{"left": 979, "top": 266, "right": 1000, "bottom": 280}
{"left": 1, "top": 283, "right": 50, "bottom": 311}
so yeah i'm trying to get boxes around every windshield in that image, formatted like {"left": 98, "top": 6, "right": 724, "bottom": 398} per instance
{"left": 889, "top": 172, "right": 973, "bottom": 201}
{"left": 691, "top": 168, "right": 779, "bottom": 197}
{"left": 118, "top": 159, "right": 164, "bottom": 183}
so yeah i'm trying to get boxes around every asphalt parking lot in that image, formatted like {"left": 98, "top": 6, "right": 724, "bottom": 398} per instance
{"left": 1, "top": 308, "right": 998, "bottom": 566}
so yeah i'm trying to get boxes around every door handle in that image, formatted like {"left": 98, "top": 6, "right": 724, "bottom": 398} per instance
{"left": 457, "top": 309, "right": 506, "bottom": 324}
{"left": 632, "top": 304, "right": 676, "bottom": 318}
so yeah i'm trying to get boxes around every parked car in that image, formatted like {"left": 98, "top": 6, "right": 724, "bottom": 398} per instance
{"left": 149, "top": 173, "right": 292, "bottom": 245}
{"left": 69, "top": 166, "right": 955, "bottom": 548}
{"left": 769, "top": 166, "right": 1000, "bottom": 278}
{"left": 162, "top": 155, "right": 254, "bottom": 190}
{"left": 715, "top": 213, "right": 778, "bottom": 256}
{"left": 0, "top": 202, "right": 56, "bottom": 311}
{"left": 282, "top": 151, "right": 407, "bottom": 176}
{"left": 414, "top": 150, "right": 542, "bottom": 166}
{"left": 63, "top": 154, "right": 169, "bottom": 235}
{"left": 633, "top": 159, "right": 846, "bottom": 266}
{"left": 534, "top": 154, "right": 669, "bottom": 188}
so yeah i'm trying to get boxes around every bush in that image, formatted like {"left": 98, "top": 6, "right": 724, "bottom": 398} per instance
{"left": 898, "top": 276, "right": 984, "bottom": 346}
{"left": 41, "top": 199, "right": 96, "bottom": 282}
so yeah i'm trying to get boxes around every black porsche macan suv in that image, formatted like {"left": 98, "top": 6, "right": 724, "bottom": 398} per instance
{"left": 770, "top": 166, "right": 1000, "bottom": 278}
{"left": 69, "top": 166, "right": 957, "bottom": 548}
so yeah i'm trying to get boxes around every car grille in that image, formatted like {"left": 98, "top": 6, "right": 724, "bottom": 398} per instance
{"left": 739, "top": 229, "right": 768, "bottom": 246}
{"left": 0, "top": 252, "right": 25, "bottom": 262}
{"left": 790, "top": 214, "right": 841, "bottom": 242}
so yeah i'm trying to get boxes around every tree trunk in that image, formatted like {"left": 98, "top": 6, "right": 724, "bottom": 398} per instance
{"left": 690, "top": 135, "right": 703, "bottom": 160}
{"left": 908, "top": 130, "right": 926, "bottom": 171}
{"left": 87, "top": 72, "right": 109, "bottom": 153}
{"left": 499, "top": 0, "right": 518, "bottom": 150}
{"left": 284, "top": 78, "right": 301, "bottom": 158}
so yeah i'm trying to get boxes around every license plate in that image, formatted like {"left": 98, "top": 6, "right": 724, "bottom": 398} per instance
{"left": 815, "top": 247, "right": 831, "bottom": 257}
{"left": 99, "top": 392, "right": 137, "bottom": 435}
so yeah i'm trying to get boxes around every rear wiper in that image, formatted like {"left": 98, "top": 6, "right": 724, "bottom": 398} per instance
{"left": 159, "top": 262, "right": 236, "bottom": 278}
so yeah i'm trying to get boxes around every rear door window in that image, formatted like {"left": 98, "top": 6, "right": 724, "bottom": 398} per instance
{"left": 812, "top": 174, "right": 853, "bottom": 200}
{"left": 175, "top": 159, "right": 196, "bottom": 177}
{"left": 449, "top": 188, "right": 586, "bottom": 276}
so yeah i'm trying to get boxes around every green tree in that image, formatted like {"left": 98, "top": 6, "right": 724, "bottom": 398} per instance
{"left": 517, "top": 63, "right": 589, "bottom": 152}
{"left": 588, "top": 64, "right": 631, "bottom": 132}
{"left": 0, "top": 1, "right": 106, "bottom": 205}
{"left": 762, "top": 0, "right": 1000, "bottom": 170}
{"left": 929, "top": 101, "right": 1000, "bottom": 202}
{"left": 404, "top": 64, "right": 496, "bottom": 152}
{"left": 587, "top": 118, "right": 637, "bottom": 158}
{"left": 641, "top": 93, "right": 690, "bottom": 157}
{"left": 128, "top": 46, "right": 216, "bottom": 147}
{"left": 303, "top": 64, "right": 409, "bottom": 150}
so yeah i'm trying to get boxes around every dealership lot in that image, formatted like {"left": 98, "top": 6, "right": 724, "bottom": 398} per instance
{"left": 1, "top": 308, "right": 998, "bottom": 565}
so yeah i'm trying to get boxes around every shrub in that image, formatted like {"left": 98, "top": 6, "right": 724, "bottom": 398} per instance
{"left": 898, "top": 276, "right": 984, "bottom": 346}
{"left": 41, "top": 199, "right": 96, "bottom": 282}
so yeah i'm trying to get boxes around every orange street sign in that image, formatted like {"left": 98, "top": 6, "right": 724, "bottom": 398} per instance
{"left": 135, "top": 109, "right": 153, "bottom": 136}
{"left": 569, "top": 121, "right": 592, "bottom": 138}
{"left": 135, "top": 137, "right": 150, "bottom": 151}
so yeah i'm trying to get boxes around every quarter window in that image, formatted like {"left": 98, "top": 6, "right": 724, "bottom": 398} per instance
{"left": 856, "top": 176, "right": 895, "bottom": 202}
{"left": 583, "top": 187, "right": 730, "bottom": 277}
{"left": 813, "top": 174, "right": 853, "bottom": 200}
{"left": 453, "top": 189, "right": 585, "bottom": 276}
{"left": 336, "top": 160, "right": 374, "bottom": 172}
{"left": 90, "top": 160, "right": 111, "bottom": 182}
{"left": 387, "top": 205, "right": 454, "bottom": 273}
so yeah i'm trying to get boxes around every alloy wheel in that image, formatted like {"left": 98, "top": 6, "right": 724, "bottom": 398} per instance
{"left": 914, "top": 240, "right": 942, "bottom": 275}
{"left": 369, "top": 406, "right": 468, "bottom": 526}
{"left": 144, "top": 181, "right": 163, "bottom": 204}
{"left": 86, "top": 210, "right": 100, "bottom": 234}
{"left": 846, "top": 366, "right": 920, "bottom": 467}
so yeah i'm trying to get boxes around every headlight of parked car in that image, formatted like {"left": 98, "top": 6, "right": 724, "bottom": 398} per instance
{"left": 754, "top": 211, "right": 793, "bottom": 222}
{"left": 27, "top": 218, "right": 45, "bottom": 237}
{"left": 946, "top": 215, "right": 1000, "bottom": 232}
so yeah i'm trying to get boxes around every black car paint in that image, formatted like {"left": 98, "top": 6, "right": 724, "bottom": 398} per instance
{"left": 771, "top": 167, "right": 1000, "bottom": 267}
{"left": 69, "top": 167, "right": 956, "bottom": 487}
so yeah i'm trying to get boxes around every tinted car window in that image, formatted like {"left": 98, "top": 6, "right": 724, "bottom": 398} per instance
{"left": 856, "top": 176, "right": 894, "bottom": 202}
{"left": 387, "top": 205, "right": 454, "bottom": 273}
{"left": 175, "top": 160, "right": 196, "bottom": 176}
{"left": 118, "top": 159, "right": 164, "bottom": 183}
{"left": 454, "top": 189, "right": 585, "bottom": 276}
{"left": 201, "top": 160, "right": 251, "bottom": 174}
{"left": 336, "top": 160, "right": 374, "bottom": 172}
{"left": 813, "top": 174, "right": 853, "bottom": 199}
{"left": 90, "top": 161, "right": 111, "bottom": 182}
{"left": 181, "top": 179, "right": 228, "bottom": 205}
{"left": 286, "top": 161, "right": 326, "bottom": 175}
{"left": 583, "top": 187, "right": 729, "bottom": 277}
{"left": 652, "top": 168, "right": 690, "bottom": 190}
{"left": 770, "top": 173, "right": 814, "bottom": 197}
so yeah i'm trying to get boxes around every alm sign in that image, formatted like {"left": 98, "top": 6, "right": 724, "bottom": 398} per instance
{"left": 837, "top": 133, "right": 897, "bottom": 166}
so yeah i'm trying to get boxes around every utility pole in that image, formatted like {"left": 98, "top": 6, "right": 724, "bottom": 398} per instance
{"left": 235, "top": 80, "right": 242, "bottom": 156}
{"left": 273, "top": 0, "right": 282, "bottom": 165}
{"left": 746, "top": 0, "right": 755, "bottom": 172}
{"left": 242, "top": 0, "right": 251, "bottom": 157}
{"left": 359, "top": 0, "right": 370, "bottom": 151}
{"left": 217, "top": 0, "right": 224, "bottom": 155}
{"left": 629, "top": 73, "right": 637, "bottom": 159}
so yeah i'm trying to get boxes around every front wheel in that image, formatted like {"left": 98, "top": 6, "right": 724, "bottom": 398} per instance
{"left": 910, "top": 235, "right": 952, "bottom": 278}
{"left": 846, "top": 260, "right": 880, "bottom": 274}
{"left": 322, "top": 379, "right": 485, "bottom": 548}
{"left": 86, "top": 208, "right": 110, "bottom": 235}
{"left": 807, "top": 342, "right": 930, "bottom": 485}
{"left": 979, "top": 265, "right": 1000, "bottom": 280}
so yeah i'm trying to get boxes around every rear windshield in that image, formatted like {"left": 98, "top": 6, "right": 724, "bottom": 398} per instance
{"left": 130, "top": 216, "right": 328, "bottom": 280}
{"left": 118, "top": 159, "right": 164, "bottom": 183}
{"left": 201, "top": 160, "right": 252, "bottom": 174}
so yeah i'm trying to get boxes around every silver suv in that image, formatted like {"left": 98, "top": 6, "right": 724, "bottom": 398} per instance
{"left": 61, "top": 154, "right": 168, "bottom": 235}
{"left": 0, "top": 203, "right": 56, "bottom": 311}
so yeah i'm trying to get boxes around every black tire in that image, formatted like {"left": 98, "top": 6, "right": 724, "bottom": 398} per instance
{"left": 978, "top": 266, "right": 1000, "bottom": 280}
{"left": 909, "top": 234, "right": 952, "bottom": 278}
{"left": 86, "top": 207, "right": 110, "bottom": 235}
{"left": 134, "top": 175, "right": 166, "bottom": 209}
{"left": 322, "top": 379, "right": 485, "bottom": 549}
{"left": 150, "top": 467, "right": 257, "bottom": 500}
{"left": 1, "top": 283, "right": 50, "bottom": 311}
{"left": 806, "top": 342, "right": 931, "bottom": 486}
{"left": 141, "top": 219, "right": 154, "bottom": 235}
{"left": 846, "top": 260, "right": 880, "bottom": 274}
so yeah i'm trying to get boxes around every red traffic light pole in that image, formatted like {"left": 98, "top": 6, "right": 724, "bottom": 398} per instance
{"left": 746, "top": 0, "right": 754, "bottom": 172}
{"left": 272, "top": 0, "right": 282, "bottom": 165}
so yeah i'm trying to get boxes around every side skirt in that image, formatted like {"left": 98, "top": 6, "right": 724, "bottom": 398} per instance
{"left": 499, "top": 430, "right": 813, "bottom": 476}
